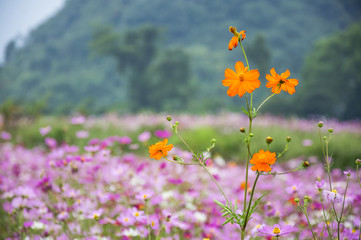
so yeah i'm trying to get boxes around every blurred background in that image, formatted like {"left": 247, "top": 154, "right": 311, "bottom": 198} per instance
{"left": 0, "top": 0, "right": 361, "bottom": 119}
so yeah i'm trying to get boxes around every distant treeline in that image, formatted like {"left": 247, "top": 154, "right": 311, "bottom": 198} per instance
{"left": 0, "top": 0, "right": 360, "bottom": 119}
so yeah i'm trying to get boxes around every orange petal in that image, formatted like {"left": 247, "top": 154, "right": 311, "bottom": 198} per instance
{"left": 235, "top": 62, "right": 246, "bottom": 74}
{"left": 225, "top": 68, "right": 238, "bottom": 79}
{"left": 281, "top": 69, "right": 290, "bottom": 79}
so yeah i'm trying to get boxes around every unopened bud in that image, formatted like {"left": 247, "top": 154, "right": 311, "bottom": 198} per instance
{"left": 328, "top": 128, "right": 333, "bottom": 133}
{"left": 211, "top": 138, "right": 216, "bottom": 144}
{"left": 303, "top": 161, "right": 310, "bottom": 167}
{"left": 266, "top": 136, "right": 273, "bottom": 144}
{"left": 323, "top": 136, "right": 327, "bottom": 140}
{"left": 175, "top": 121, "right": 179, "bottom": 126}
{"left": 166, "top": 116, "right": 172, "bottom": 121}
{"left": 318, "top": 121, "right": 324, "bottom": 128}
{"left": 173, "top": 155, "right": 184, "bottom": 164}
{"left": 229, "top": 26, "right": 237, "bottom": 34}
{"left": 286, "top": 136, "right": 292, "bottom": 142}
{"left": 356, "top": 159, "right": 361, "bottom": 165}
{"left": 249, "top": 133, "right": 254, "bottom": 137}
{"left": 240, "top": 127, "right": 246, "bottom": 133}
{"left": 294, "top": 198, "right": 300, "bottom": 203}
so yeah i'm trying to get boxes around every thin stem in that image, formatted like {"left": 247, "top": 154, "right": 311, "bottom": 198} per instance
{"left": 243, "top": 172, "right": 260, "bottom": 230}
{"left": 175, "top": 132, "right": 194, "bottom": 155}
{"left": 357, "top": 165, "right": 361, "bottom": 188}
{"left": 338, "top": 176, "right": 350, "bottom": 239}
{"left": 320, "top": 192, "right": 333, "bottom": 239}
{"left": 243, "top": 118, "right": 253, "bottom": 212}
{"left": 145, "top": 199, "right": 151, "bottom": 240}
{"left": 318, "top": 128, "right": 333, "bottom": 190}
{"left": 240, "top": 42, "right": 249, "bottom": 70}
{"left": 304, "top": 210, "right": 317, "bottom": 240}
{"left": 260, "top": 166, "right": 303, "bottom": 176}
{"left": 200, "top": 163, "right": 231, "bottom": 207}
{"left": 256, "top": 91, "right": 277, "bottom": 112}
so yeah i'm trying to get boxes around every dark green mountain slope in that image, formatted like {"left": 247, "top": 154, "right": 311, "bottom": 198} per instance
{"left": 0, "top": 0, "right": 360, "bottom": 114}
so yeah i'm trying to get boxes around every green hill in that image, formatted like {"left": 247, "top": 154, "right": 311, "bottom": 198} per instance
{"left": 0, "top": 0, "right": 360, "bottom": 114}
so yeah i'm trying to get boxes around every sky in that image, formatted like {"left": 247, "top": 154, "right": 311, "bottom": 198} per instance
{"left": 0, "top": 0, "right": 65, "bottom": 63}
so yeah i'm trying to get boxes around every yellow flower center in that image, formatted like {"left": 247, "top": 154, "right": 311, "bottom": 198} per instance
{"left": 332, "top": 189, "right": 338, "bottom": 194}
{"left": 255, "top": 224, "right": 261, "bottom": 229}
{"left": 93, "top": 214, "right": 98, "bottom": 219}
{"left": 135, "top": 212, "right": 139, "bottom": 217}
{"left": 273, "top": 227, "right": 281, "bottom": 234}
{"left": 352, "top": 229, "right": 356, "bottom": 233}
{"left": 151, "top": 221, "right": 155, "bottom": 226}
{"left": 125, "top": 218, "right": 128, "bottom": 222}
{"left": 143, "top": 194, "right": 147, "bottom": 199}
{"left": 292, "top": 186, "right": 296, "bottom": 190}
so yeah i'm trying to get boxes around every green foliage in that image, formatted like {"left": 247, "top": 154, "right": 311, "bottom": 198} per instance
{"left": 0, "top": 0, "right": 360, "bottom": 114}
{"left": 297, "top": 21, "right": 361, "bottom": 119}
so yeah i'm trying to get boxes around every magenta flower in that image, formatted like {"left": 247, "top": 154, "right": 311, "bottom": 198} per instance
{"left": 118, "top": 136, "right": 132, "bottom": 145}
{"left": 71, "top": 115, "right": 86, "bottom": 124}
{"left": 117, "top": 213, "right": 135, "bottom": 226}
{"left": 343, "top": 170, "right": 351, "bottom": 176}
{"left": 257, "top": 224, "right": 295, "bottom": 237}
{"left": 154, "top": 130, "right": 172, "bottom": 139}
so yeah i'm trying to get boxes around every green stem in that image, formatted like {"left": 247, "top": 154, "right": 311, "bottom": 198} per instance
{"left": 260, "top": 165, "right": 303, "bottom": 176}
{"left": 318, "top": 128, "right": 332, "bottom": 190}
{"left": 320, "top": 192, "right": 333, "bottom": 240}
{"left": 338, "top": 176, "right": 350, "bottom": 240}
{"left": 256, "top": 91, "right": 277, "bottom": 112}
{"left": 357, "top": 165, "right": 361, "bottom": 189}
{"left": 240, "top": 42, "right": 249, "bottom": 70}
{"left": 243, "top": 117, "right": 253, "bottom": 213}
{"left": 243, "top": 172, "right": 260, "bottom": 230}
{"left": 304, "top": 210, "right": 317, "bottom": 240}
{"left": 145, "top": 199, "right": 151, "bottom": 240}
{"left": 200, "top": 163, "right": 231, "bottom": 207}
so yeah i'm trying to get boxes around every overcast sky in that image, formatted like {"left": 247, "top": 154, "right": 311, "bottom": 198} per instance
{"left": 0, "top": 0, "right": 65, "bottom": 63}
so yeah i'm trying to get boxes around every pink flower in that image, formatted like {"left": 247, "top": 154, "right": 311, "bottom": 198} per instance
{"left": 45, "top": 137, "right": 57, "bottom": 148}
{"left": 257, "top": 224, "right": 295, "bottom": 237}
{"left": 76, "top": 130, "right": 89, "bottom": 139}
{"left": 39, "top": 126, "right": 52, "bottom": 136}
{"left": 135, "top": 190, "right": 154, "bottom": 201}
{"left": 1, "top": 131, "right": 11, "bottom": 140}
{"left": 138, "top": 131, "right": 151, "bottom": 142}
{"left": 84, "top": 145, "right": 100, "bottom": 152}
{"left": 58, "top": 211, "right": 69, "bottom": 220}
{"left": 117, "top": 213, "right": 135, "bottom": 226}
{"left": 323, "top": 189, "right": 343, "bottom": 203}
{"left": 315, "top": 179, "right": 325, "bottom": 190}
{"left": 71, "top": 115, "right": 86, "bottom": 124}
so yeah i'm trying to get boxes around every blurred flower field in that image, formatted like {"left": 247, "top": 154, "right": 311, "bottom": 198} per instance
{"left": 0, "top": 114, "right": 360, "bottom": 239}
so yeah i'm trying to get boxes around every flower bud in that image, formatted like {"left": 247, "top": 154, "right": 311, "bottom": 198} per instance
{"left": 286, "top": 136, "right": 292, "bottom": 142}
{"left": 303, "top": 161, "right": 310, "bottom": 168}
{"left": 249, "top": 133, "right": 254, "bottom": 137}
{"left": 323, "top": 136, "right": 327, "bottom": 140}
{"left": 166, "top": 116, "right": 172, "bottom": 121}
{"left": 328, "top": 128, "right": 333, "bottom": 133}
{"left": 211, "top": 138, "right": 216, "bottom": 144}
{"left": 318, "top": 121, "right": 324, "bottom": 128}
{"left": 240, "top": 127, "right": 246, "bottom": 133}
{"left": 294, "top": 198, "right": 300, "bottom": 203}
{"left": 356, "top": 159, "right": 361, "bottom": 165}
{"left": 229, "top": 26, "right": 237, "bottom": 34}
{"left": 175, "top": 121, "right": 179, "bottom": 126}
{"left": 173, "top": 155, "right": 184, "bottom": 164}
{"left": 266, "top": 136, "right": 273, "bottom": 144}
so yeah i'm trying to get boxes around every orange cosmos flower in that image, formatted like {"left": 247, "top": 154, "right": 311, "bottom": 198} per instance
{"left": 222, "top": 61, "right": 261, "bottom": 97}
{"left": 250, "top": 149, "right": 277, "bottom": 172}
{"left": 149, "top": 139, "right": 173, "bottom": 160}
{"left": 266, "top": 68, "right": 299, "bottom": 95}
{"left": 228, "top": 26, "right": 246, "bottom": 51}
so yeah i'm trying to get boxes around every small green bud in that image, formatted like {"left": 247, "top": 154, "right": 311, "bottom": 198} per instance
{"left": 166, "top": 116, "right": 172, "bottom": 121}
{"left": 249, "top": 133, "right": 254, "bottom": 137}
{"left": 173, "top": 155, "right": 184, "bottom": 164}
{"left": 356, "top": 159, "right": 361, "bottom": 165}
{"left": 211, "top": 138, "right": 216, "bottom": 144}
{"left": 286, "top": 136, "right": 292, "bottom": 142}
{"left": 318, "top": 121, "right": 324, "bottom": 128}
{"left": 303, "top": 161, "right": 310, "bottom": 168}
{"left": 175, "top": 121, "right": 179, "bottom": 126}
{"left": 294, "top": 198, "right": 300, "bottom": 203}
{"left": 240, "top": 127, "right": 246, "bottom": 133}
{"left": 323, "top": 136, "right": 327, "bottom": 140}
{"left": 266, "top": 136, "right": 273, "bottom": 144}
{"left": 328, "top": 128, "right": 333, "bottom": 133}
